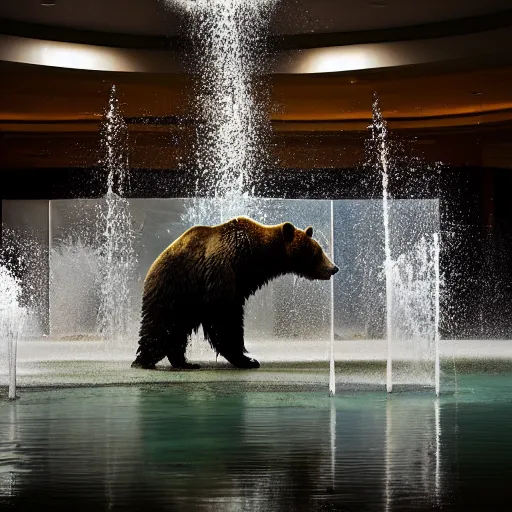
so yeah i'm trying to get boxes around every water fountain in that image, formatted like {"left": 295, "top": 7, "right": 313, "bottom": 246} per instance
{"left": 0, "top": 223, "right": 44, "bottom": 398}
{"left": 329, "top": 200, "right": 336, "bottom": 397}
{"left": 47, "top": 86, "right": 139, "bottom": 346}
{"left": 169, "top": 0, "right": 276, "bottom": 224}
{"left": 370, "top": 95, "right": 441, "bottom": 393}
{"left": 371, "top": 94, "right": 395, "bottom": 393}
{"left": 1, "top": 2, "right": 444, "bottom": 395}
{"left": 0, "top": 265, "right": 25, "bottom": 399}
{"left": 434, "top": 233, "right": 441, "bottom": 396}
{"left": 95, "top": 85, "right": 138, "bottom": 344}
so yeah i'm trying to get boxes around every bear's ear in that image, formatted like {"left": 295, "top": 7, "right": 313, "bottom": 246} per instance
{"left": 305, "top": 226, "right": 313, "bottom": 237}
{"left": 282, "top": 222, "right": 295, "bottom": 242}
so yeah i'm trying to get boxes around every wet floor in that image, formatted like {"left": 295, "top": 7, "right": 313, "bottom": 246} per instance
{"left": 0, "top": 373, "right": 511, "bottom": 511}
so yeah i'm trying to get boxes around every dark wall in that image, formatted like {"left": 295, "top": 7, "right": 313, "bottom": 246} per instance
{"left": 0, "top": 165, "right": 440, "bottom": 200}
{"left": 440, "top": 167, "right": 512, "bottom": 339}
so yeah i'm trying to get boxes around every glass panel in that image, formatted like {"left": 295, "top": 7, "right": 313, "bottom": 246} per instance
{"left": 241, "top": 199, "right": 332, "bottom": 360}
{"left": 49, "top": 199, "right": 106, "bottom": 339}
{"left": 333, "top": 199, "right": 440, "bottom": 389}
{"left": 389, "top": 199, "right": 440, "bottom": 387}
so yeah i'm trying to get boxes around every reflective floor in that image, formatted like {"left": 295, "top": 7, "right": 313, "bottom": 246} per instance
{"left": 0, "top": 373, "right": 511, "bottom": 511}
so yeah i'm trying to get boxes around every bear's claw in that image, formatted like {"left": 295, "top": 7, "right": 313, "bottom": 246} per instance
{"left": 229, "top": 356, "right": 260, "bottom": 369}
{"left": 131, "top": 360, "right": 156, "bottom": 370}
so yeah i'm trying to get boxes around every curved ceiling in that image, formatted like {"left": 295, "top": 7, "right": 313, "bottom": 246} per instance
{"left": 0, "top": 0, "right": 511, "bottom": 38}
{"left": 2, "top": 0, "right": 512, "bottom": 141}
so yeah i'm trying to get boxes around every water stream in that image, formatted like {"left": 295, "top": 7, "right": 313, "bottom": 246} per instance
{"left": 96, "top": 85, "right": 138, "bottom": 344}
{"left": 371, "top": 95, "right": 394, "bottom": 393}
{"left": 0, "top": 266, "right": 25, "bottom": 399}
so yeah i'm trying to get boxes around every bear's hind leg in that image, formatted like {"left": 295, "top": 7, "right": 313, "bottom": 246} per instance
{"left": 166, "top": 331, "right": 201, "bottom": 370}
{"left": 204, "top": 307, "right": 259, "bottom": 369}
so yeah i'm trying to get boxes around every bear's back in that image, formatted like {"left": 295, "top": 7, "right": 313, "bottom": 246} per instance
{"left": 145, "top": 225, "right": 218, "bottom": 281}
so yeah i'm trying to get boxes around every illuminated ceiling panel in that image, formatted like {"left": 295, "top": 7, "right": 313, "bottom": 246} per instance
{"left": 1, "top": 24, "right": 511, "bottom": 74}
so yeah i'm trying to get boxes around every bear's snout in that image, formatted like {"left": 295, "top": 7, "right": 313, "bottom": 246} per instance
{"left": 331, "top": 265, "right": 339, "bottom": 275}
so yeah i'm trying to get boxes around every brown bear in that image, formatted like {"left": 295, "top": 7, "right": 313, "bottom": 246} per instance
{"left": 131, "top": 216, "right": 338, "bottom": 370}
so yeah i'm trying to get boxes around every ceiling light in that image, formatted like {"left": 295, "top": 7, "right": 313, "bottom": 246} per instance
{"left": 41, "top": 1, "right": 56, "bottom": 6}
{"left": 298, "top": 47, "right": 374, "bottom": 74}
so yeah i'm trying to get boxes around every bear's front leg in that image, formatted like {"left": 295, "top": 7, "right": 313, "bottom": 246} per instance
{"left": 225, "top": 353, "right": 260, "bottom": 369}
{"left": 167, "top": 357, "right": 201, "bottom": 370}
{"left": 203, "top": 306, "right": 260, "bottom": 369}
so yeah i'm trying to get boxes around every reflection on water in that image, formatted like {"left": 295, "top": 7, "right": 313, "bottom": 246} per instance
{"left": 1, "top": 375, "right": 512, "bottom": 511}
{"left": 385, "top": 395, "right": 441, "bottom": 511}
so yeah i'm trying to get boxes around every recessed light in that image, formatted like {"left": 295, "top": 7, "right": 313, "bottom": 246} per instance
{"left": 41, "top": 1, "right": 56, "bottom": 6}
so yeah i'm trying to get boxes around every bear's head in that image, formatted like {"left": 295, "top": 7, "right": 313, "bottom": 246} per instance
{"left": 282, "top": 222, "right": 339, "bottom": 280}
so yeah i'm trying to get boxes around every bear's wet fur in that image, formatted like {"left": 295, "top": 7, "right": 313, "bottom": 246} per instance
{"left": 131, "top": 216, "right": 338, "bottom": 370}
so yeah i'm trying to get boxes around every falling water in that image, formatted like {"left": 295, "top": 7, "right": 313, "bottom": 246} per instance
{"left": 434, "top": 233, "right": 441, "bottom": 396}
{"left": 329, "top": 200, "right": 336, "bottom": 396}
{"left": 1, "top": 225, "right": 46, "bottom": 338}
{"left": 0, "top": 228, "right": 39, "bottom": 398}
{"left": 371, "top": 95, "right": 394, "bottom": 393}
{"left": 0, "top": 266, "right": 26, "bottom": 399}
{"left": 166, "top": 0, "right": 276, "bottom": 224}
{"left": 96, "top": 85, "right": 138, "bottom": 343}
{"left": 371, "top": 95, "right": 441, "bottom": 392}
{"left": 391, "top": 235, "right": 439, "bottom": 385}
